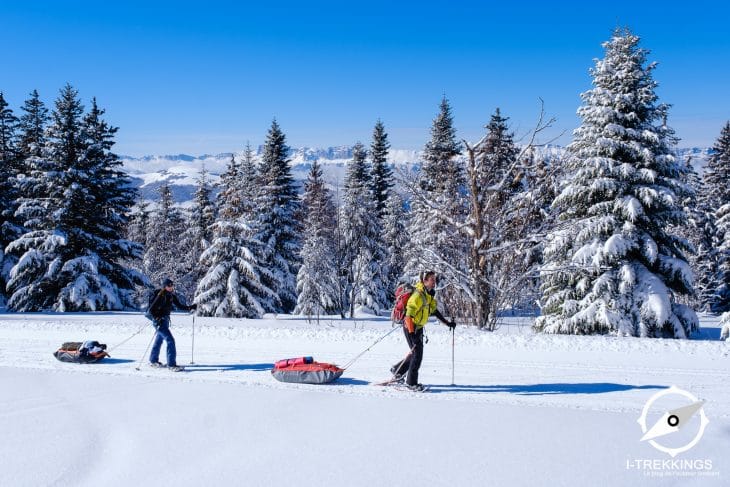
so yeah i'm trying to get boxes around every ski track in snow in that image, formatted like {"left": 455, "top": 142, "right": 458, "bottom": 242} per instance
{"left": 2, "top": 313, "right": 728, "bottom": 417}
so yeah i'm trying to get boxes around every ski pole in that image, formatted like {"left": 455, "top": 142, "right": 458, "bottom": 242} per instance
{"left": 190, "top": 312, "right": 196, "bottom": 365}
{"left": 391, "top": 343, "right": 417, "bottom": 379}
{"left": 451, "top": 324, "right": 455, "bottom": 386}
{"left": 135, "top": 330, "right": 157, "bottom": 371}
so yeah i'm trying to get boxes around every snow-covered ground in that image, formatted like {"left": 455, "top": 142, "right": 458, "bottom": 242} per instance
{"left": 1, "top": 312, "right": 727, "bottom": 486}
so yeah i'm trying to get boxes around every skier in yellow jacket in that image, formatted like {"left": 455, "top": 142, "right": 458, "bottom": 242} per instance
{"left": 391, "top": 271, "right": 455, "bottom": 391}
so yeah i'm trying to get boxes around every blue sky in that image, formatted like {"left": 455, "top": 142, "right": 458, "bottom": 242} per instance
{"left": 2, "top": 1, "right": 729, "bottom": 156}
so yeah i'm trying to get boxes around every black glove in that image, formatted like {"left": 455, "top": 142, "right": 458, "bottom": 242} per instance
{"left": 189, "top": 304, "right": 198, "bottom": 311}
{"left": 446, "top": 320, "right": 456, "bottom": 329}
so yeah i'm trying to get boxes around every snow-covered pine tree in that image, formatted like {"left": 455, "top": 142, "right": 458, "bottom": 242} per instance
{"left": 370, "top": 119, "right": 393, "bottom": 219}
{"left": 238, "top": 143, "right": 259, "bottom": 217}
{"left": 195, "top": 152, "right": 277, "bottom": 317}
{"left": 676, "top": 156, "right": 715, "bottom": 312}
{"left": 7, "top": 88, "right": 143, "bottom": 311}
{"left": 59, "top": 97, "right": 145, "bottom": 309}
{"left": 14, "top": 90, "right": 50, "bottom": 233}
{"left": 403, "top": 97, "right": 466, "bottom": 314}
{"left": 716, "top": 208, "right": 730, "bottom": 313}
{"left": 127, "top": 202, "right": 152, "bottom": 252}
{"left": 421, "top": 97, "right": 463, "bottom": 194}
{"left": 143, "top": 182, "right": 187, "bottom": 290}
{"left": 382, "top": 192, "right": 408, "bottom": 301}
{"left": 125, "top": 200, "right": 152, "bottom": 305}
{"left": 535, "top": 29, "right": 697, "bottom": 337}
{"left": 295, "top": 160, "right": 340, "bottom": 319}
{"left": 0, "top": 93, "right": 20, "bottom": 305}
{"left": 510, "top": 148, "right": 562, "bottom": 312}
{"left": 17, "top": 90, "right": 49, "bottom": 159}
{"left": 701, "top": 122, "right": 730, "bottom": 312}
{"left": 177, "top": 168, "right": 215, "bottom": 301}
{"left": 5, "top": 91, "right": 51, "bottom": 306}
{"left": 254, "top": 120, "right": 300, "bottom": 313}
{"left": 341, "top": 142, "right": 389, "bottom": 316}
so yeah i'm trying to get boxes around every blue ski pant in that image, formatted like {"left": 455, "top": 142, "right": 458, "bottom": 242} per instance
{"left": 149, "top": 316, "right": 177, "bottom": 367}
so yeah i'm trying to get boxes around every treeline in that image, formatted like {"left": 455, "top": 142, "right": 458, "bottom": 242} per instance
{"left": 1, "top": 28, "right": 729, "bottom": 337}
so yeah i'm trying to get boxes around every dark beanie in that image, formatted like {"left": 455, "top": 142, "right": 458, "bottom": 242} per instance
{"left": 161, "top": 278, "right": 174, "bottom": 288}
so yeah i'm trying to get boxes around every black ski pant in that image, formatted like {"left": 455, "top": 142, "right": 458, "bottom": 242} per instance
{"left": 391, "top": 326, "right": 424, "bottom": 386}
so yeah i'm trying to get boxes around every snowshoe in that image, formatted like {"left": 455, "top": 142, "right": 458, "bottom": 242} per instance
{"left": 406, "top": 383, "right": 428, "bottom": 392}
{"left": 168, "top": 365, "right": 185, "bottom": 372}
{"left": 149, "top": 362, "right": 165, "bottom": 368}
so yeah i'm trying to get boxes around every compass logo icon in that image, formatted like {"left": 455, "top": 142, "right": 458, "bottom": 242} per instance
{"left": 637, "top": 385, "right": 710, "bottom": 457}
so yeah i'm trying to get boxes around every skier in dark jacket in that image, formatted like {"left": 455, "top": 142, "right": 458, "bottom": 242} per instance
{"left": 147, "top": 278, "right": 196, "bottom": 371}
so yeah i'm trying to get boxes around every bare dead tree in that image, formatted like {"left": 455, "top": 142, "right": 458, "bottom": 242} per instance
{"left": 398, "top": 100, "right": 563, "bottom": 330}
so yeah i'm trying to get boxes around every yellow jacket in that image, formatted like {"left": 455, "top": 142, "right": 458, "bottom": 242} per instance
{"left": 405, "top": 281, "right": 437, "bottom": 329}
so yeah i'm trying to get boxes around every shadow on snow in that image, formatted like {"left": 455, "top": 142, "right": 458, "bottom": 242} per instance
{"left": 426, "top": 383, "right": 667, "bottom": 395}
{"left": 182, "top": 363, "right": 274, "bottom": 372}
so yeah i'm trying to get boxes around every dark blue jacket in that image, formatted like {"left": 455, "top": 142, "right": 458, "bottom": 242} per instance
{"left": 148, "top": 289, "right": 193, "bottom": 318}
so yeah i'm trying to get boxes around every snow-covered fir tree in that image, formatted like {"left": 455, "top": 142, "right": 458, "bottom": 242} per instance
{"left": 13, "top": 90, "right": 50, "bottom": 235}
{"left": 402, "top": 97, "right": 466, "bottom": 315}
{"left": 195, "top": 152, "right": 277, "bottom": 317}
{"left": 9, "top": 90, "right": 50, "bottom": 248}
{"left": 0, "top": 93, "right": 20, "bottom": 303}
{"left": 125, "top": 200, "right": 152, "bottom": 303}
{"left": 510, "top": 148, "right": 563, "bottom": 312}
{"left": 535, "top": 30, "right": 697, "bottom": 337}
{"left": 238, "top": 143, "right": 259, "bottom": 217}
{"left": 700, "top": 122, "right": 730, "bottom": 312}
{"left": 253, "top": 120, "right": 300, "bottom": 313}
{"left": 127, "top": 201, "right": 152, "bottom": 252}
{"left": 382, "top": 192, "right": 408, "bottom": 300}
{"left": 295, "top": 160, "right": 340, "bottom": 319}
{"left": 6, "top": 88, "right": 143, "bottom": 311}
{"left": 143, "top": 182, "right": 187, "bottom": 291}
{"left": 370, "top": 119, "right": 393, "bottom": 219}
{"left": 177, "top": 168, "right": 215, "bottom": 301}
{"left": 675, "top": 156, "right": 715, "bottom": 312}
{"left": 341, "top": 142, "right": 389, "bottom": 316}
{"left": 421, "top": 97, "right": 463, "bottom": 194}
{"left": 17, "top": 90, "right": 49, "bottom": 159}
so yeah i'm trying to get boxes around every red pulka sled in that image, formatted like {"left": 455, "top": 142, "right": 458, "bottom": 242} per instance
{"left": 271, "top": 356, "right": 344, "bottom": 384}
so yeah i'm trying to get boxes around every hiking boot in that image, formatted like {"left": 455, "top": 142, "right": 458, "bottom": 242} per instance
{"left": 168, "top": 365, "right": 185, "bottom": 372}
{"left": 149, "top": 361, "right": 164, "bottom": 368}
{"left": 407, "top": 383, "right": 426, "bottom": 392}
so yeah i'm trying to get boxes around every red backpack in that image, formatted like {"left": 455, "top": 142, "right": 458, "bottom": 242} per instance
{"left": 391, "top": 282, "right": 415, "bottom": 323}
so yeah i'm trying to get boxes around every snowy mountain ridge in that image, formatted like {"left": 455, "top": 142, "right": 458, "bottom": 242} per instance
{"left": 121, "top": 146, "right": 712, "bottom": 204}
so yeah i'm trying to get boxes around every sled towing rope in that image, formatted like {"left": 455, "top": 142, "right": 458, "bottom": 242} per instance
{"left": 340, "top": 324, "right": 402, "bottom": 370}
{"left": 271, "top": 325, "right": 403, "bottom": 385}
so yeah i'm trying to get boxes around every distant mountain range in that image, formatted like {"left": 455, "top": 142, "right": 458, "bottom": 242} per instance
{"left": 120, "top": 146, "right": 712, "bottom": 205}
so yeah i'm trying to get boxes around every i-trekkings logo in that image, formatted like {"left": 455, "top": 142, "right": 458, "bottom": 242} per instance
{"left": 637, "top": 385, "right": 710, "bottom": 458}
